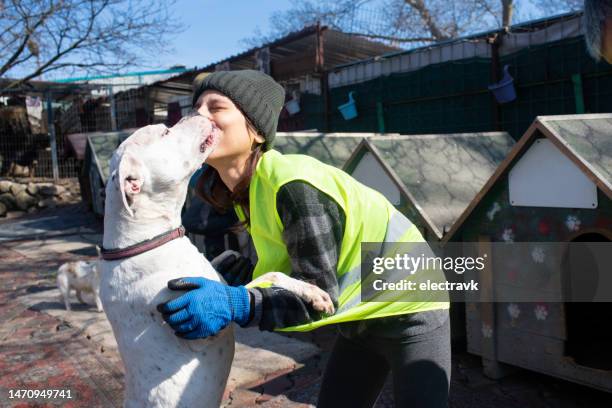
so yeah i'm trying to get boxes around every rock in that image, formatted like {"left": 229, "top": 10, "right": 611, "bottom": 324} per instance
{"left": 59, "top": 192, "right": 77, "bottom": 203}
{"left": 10, "top": 182, "right": 26, "bottom": 195}
{"left": 15, "top": 190, "right": 36, "bottom": 211}
{"left": 26, "top": 182, "right": 38, "bottom": 195}
{"left": 6, "top": 210, "right": 26, "bottom": 219}
{"left": 38, "top": 198, "right": 58, "bottom": 209}
{"left": 36, "top": 183, "right": 53, "bottom": 195}
{"left": 39, "top": 184, "right": 65, "bottom": 196}
{"left": 0, "top": 202, "right": 6, "bottom": 217}
{"left": 27, "top": 206, "right": 37, "bottom": 214}
{"left": 0, "top": 180, "right": 12, "bottom": 193}
{"left": 0, "top": 193, "right": 17, "bottom": 210}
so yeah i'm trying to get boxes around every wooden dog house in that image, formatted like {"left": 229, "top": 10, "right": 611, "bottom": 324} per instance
{"left": 443, "top": 114, "right": 612, "bottom": 392}
{"left": 342, "top": 132, "right": 515, "bottom": 343}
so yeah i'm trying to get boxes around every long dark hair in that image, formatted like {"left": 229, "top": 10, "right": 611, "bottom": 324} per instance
{"left": 195, "top": 118, "right": 263, "bottom": 230}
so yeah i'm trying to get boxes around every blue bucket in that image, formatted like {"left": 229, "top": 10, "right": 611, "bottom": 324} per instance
{"left": 338, "top": 91, "right": 358, "bottom": 120}
{"left": 488, "top": 65, "right": 516, "bottom": 103}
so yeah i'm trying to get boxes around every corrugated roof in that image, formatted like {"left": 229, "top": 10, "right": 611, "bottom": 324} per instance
{"left": 0, "top": 78, "right": 104, "bottom": 97}
{"left": 332, "top": 11, "right": 583, "bottom": 71}
{"left": 146, "top": 26, "right": 401, "bottom": 104}
{"left": 361, "top": 132, "right": 515, "bottom": 238}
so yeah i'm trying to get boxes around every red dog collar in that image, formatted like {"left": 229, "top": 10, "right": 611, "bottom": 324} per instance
{"left": 101, "top": 226, "right": 186, "bottom": 261}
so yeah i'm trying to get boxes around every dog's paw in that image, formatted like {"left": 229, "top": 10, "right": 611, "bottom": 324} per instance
{"left": 301, "top": 284, "right": 335, "bottom": 315}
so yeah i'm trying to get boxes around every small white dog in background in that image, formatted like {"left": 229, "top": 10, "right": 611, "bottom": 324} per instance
{"left": 56, "top": 251, "right": 103, "bottom": 312}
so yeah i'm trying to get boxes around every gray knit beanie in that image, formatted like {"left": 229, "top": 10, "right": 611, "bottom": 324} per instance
{"left": 192, "top": 70, "right": 285, "bottom": 150}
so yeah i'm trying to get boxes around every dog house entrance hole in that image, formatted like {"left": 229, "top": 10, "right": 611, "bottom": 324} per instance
{"left": 563, "top": 232, "right": 612, "bottom": 371}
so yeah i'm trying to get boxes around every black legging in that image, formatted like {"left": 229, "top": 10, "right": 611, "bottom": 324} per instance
{"left": 317, "top": 310, "right": 451, "bottom": 408}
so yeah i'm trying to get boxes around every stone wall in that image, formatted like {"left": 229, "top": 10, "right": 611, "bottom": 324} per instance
{"left": 0, "top": 178, "right": 80, "bottom": 217}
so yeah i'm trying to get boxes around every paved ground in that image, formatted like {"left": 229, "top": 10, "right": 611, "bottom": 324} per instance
{"left": 1, "top": 203, "right": 611, "bottom": 407}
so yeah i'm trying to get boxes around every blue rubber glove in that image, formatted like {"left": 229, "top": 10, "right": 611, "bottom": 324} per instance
{"left": 156, "top": 277, "right": 251, "bottom": 340}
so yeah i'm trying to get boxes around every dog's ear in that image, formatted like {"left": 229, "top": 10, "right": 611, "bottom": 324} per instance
{"left": 117, "top": 149, "right": 145, "bottom": 217}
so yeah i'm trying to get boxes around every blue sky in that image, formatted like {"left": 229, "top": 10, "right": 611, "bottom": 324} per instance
{"left": 158, "top": 0, "right": 294, "bottom": 70}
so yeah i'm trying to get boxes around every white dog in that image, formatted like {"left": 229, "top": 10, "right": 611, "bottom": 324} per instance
{"left": 99, "top": 115, "right": 334, "bottom": 408}
{"left": 56, "top": 259, "right": 103, "bottom": 312}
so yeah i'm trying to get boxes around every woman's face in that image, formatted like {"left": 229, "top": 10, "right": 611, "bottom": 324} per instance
{"left": 195, "top": 90, "right": 264, "bottom": 163}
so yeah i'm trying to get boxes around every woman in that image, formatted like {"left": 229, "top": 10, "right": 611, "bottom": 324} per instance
{"left": 584, "top": 0, "right": 612, "bottom": 64}
{"left": 157, "top": 69, "right": 451, "bottom": 407}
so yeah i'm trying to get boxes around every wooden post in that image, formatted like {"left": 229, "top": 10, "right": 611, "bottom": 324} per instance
{"left": 108, "top": 85, "right": 117, "bottom": 131}
{"left": 315, "top": 22, "right": 330, "bottom": 132}
{"left": 478, "top": 235, "right": 517, "bottom": 379}
{"left": 46, "top": 92, "right": 59, "bottom": 180}
{"left": 315, "top": 22, "right": 325, "bottom": 72}
{"left": 489, "top": 34, "right": 502, "bottom": 132}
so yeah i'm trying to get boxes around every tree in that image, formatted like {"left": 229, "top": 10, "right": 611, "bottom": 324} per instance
{"left": 244, "top": 0, "right": 583, "bottom": 49}
{"left": 0, "top": 0, "right": 181, "bottom": 90}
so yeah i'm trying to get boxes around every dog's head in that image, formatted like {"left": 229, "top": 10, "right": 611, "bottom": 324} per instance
{"left": 107, "top": 115, "right": 219, "bottom": 219}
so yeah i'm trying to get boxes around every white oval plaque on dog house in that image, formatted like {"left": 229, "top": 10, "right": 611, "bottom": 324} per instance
{"left": 351, "top": 151, "right": 402, "bottom": 205}
{"left": 509, "top": 138, "right": 597, "bottom": 208}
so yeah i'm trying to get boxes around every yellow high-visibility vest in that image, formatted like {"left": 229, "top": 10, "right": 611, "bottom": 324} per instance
{"left": 236, "top": 149, "right": 449, "bottom": 331}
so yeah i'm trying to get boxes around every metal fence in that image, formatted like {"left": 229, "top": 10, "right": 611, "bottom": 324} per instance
{"left": 0, "top": 84, "right": 144, "bottom": 179}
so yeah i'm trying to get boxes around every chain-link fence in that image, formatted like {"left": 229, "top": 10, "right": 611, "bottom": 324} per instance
{"left": 0, "top": 83, "right": 144, "bottom": 179}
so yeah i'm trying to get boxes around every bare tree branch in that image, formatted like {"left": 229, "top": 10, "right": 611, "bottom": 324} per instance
{"left": 0, "top": 1, "right": 56, "bottom": 76}
{"left": 404, "top": 0, "right": 450, "bottom": 40}
{"left": 501, "top": 0, "right": 513, "bottom": 27}
{"left": 0, "top": 0, "right": 183, "bottom": 90}
{"left": 245, "top": 0, "right": 582, "bottom": 52}
{"left": 243, "top": 0, "right": 507, "bottom": 49}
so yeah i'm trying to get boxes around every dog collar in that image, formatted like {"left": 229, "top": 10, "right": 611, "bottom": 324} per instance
{"left": 100, "top": 226, "right": 186, "bottom": 261}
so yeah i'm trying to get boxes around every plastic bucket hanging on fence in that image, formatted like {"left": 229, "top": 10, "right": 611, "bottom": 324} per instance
{"left": 284, "top": 91, "right": 301, "bottom": 115}
{"left": 285, "top": 99, "right": 300, "bottom": 115}
{"left": 338, "top": 91, "right": 358, "bottom": 120}
{"left": 488, "top": 65, "right": 517, "bottom": 103}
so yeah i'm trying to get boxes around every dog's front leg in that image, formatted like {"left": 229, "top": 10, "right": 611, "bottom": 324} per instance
{"left": 76, "top": 290, "right": 86, "bottom": 304}
{"left": 56, "top": 273, "right": 71, "bottom": 311}
{"left": 93, "top": 282, "right": 103, "bottom": 313}
{"left": 249, "top": 272, "right": 335, "bottom": 314}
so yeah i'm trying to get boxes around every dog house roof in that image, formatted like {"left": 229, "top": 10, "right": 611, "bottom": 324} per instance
{"left": 87, "top": 130, "right": 134, "bottom": 183}
{"left": 344, "top": 132, "right": 515, "bottom": 239}
{"left": 542, "top": 115, "right": 612, "bottom": 190}
{"left": 443, "top": 113, "right": 612, "bottom": 243}
{"left": 274, "top": 132, "right": 385, "bottom": 167}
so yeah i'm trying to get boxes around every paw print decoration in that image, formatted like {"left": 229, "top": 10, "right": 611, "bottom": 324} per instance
{"left": 501, "top": 228, "right": 515, "bottom": 243}
{"left": 507, "top": 303, "right": 521, "bottom": 327}
{"left": 565, "top": 215, "right": 581, "bottom": 232}
{"left": 531, "top": 246, "right": 545, "bottom": 264}
{"left": 481, "top": 322, "right": 493, "bottom": 338}
{"left": 534, "top": 303, "right": 549, "bottom": 321}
